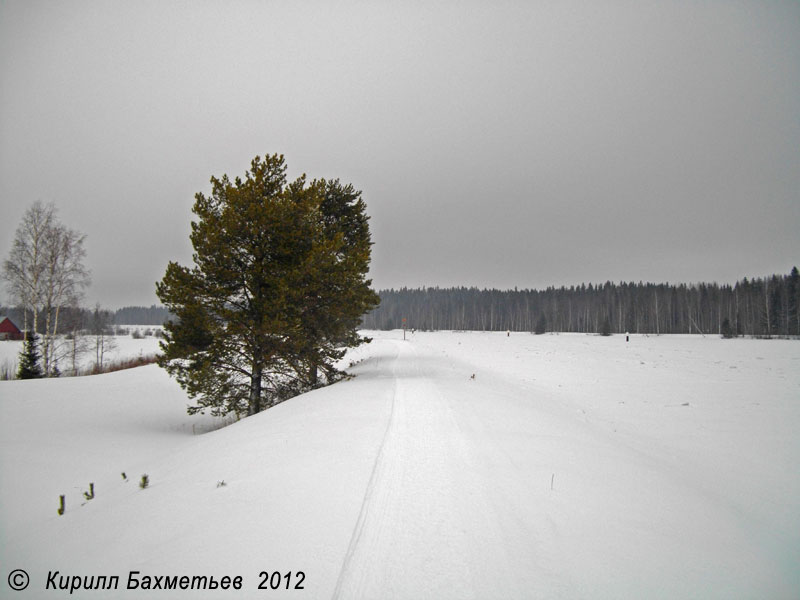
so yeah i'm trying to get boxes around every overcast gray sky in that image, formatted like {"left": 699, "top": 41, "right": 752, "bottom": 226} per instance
{"left": 1, "top": 0, "right": 798, "bottom": 308}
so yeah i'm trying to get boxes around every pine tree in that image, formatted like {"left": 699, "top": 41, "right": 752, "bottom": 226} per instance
{"left": 534, "top": 313, "right": 546, "bottom": 334}
{"left": 157, "top": 155, "right": 379, "bottom": 417}
{"left": 17, "top": 334, "right": 43, "bottom": 379}
{"left": 600, "top": 316, "right": 612, "bottom": 336}
{"left": 720, "top": 317, "right": 735, "bottom": 339}
{"left": 289, "top": 178, "right": 379, "bottom": 387}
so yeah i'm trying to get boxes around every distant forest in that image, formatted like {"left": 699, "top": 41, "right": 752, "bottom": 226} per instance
{"left": 3, "top": 270, "right": 798, "bottom": 337}
{"left": 362, "top": 268, "right": 800, "bottom": 337}
{"left": 113, "top": 305, "right": 172, "bottom": 325}
{"left": 0, "top": 304, "right": 172, "bottom": 330}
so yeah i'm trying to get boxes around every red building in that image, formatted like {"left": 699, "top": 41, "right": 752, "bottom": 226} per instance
{"left": 0, "top": 316, "right": 23, "bottom": 341}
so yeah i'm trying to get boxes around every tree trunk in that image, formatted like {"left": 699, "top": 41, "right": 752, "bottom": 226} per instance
{"left": 43, "top": 307, "right": 53, "bottom": 375}
{"left": 71, "top": 334, "right": 78, "bottom": 376}
{"left": 309, "top": 361, "right": 318, "bottom": 387}
{"left": 654, "top": 291, "right": 660, "bottom": 335}
{"left": 764, "top": 280, "right": 771, "bottom": 337}
{"left": 248, "top": 366, "right": 262, "bottom": 416}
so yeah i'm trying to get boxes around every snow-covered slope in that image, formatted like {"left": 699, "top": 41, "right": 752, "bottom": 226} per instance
{"left": 1, "top": 332, "right": 798, "bottom": 599}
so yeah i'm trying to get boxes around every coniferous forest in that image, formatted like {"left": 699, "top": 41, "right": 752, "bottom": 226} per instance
{"left": 362, "top": 268, "right": 800, "bottom": 337}
{"left": 113, "top": 305, "right": 172, "bottom": 325}
{"left": 4, "top": 270, "right": 797, "bottom": 338}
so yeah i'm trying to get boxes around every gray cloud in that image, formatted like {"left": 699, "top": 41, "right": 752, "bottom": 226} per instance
{"left": 1, "top": 0, "right": 798, "bottom": 307}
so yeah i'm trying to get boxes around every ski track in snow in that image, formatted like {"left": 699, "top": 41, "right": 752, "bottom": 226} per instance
{"left": 333, "top": 340, "right": 527, "bottom": 599}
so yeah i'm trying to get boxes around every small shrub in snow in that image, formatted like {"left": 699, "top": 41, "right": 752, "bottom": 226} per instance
{"left": 85, "top": 354, "right": 158, "bottom": 377}
{"left": 139, "top": 474, "right": 149, "bottom": 489}
{"left": 121, "top": 472, "right": 127, "bottom": 481}
{"left": 57, "top": 495, "right": 65, "bottom": 516}
{"left": 83, "top": 482, "right": 95, "bottom": 501}
{"left": 131, "top": 329, "right": 143, "bottom": 339}
{"left": 216, "top": 480, "right": 227, "bottom": 488}
{"left": 0, "top": 359, "right": 15, "bottom": 380}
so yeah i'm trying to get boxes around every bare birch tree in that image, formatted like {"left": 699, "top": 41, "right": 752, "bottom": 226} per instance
{"left": 65, "top": 321, "right": 90, "bottom": 377}
{"left": 91, "top": 304, "right": 116, "bottom": 372}
{"left": 2, "top": 202, "right": 55, "bottom": 338}
{"left": 2, "top": 202, "right": 90, "bottom": 376}
{"left": 40, "top": 224, "right": 90, "bottom": 374}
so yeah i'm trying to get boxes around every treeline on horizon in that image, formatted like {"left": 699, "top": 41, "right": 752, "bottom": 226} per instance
{"left": 4, "top": 269, "right": 798, "bottom": 337}
{"left": 362, "top": 268, "right": 800, "bottom": 337}
{"left": 112, "top": 305, "right": 172, "bottom": 325}
{"left": 0, "top": 304, "right": 172, "bottom": 330}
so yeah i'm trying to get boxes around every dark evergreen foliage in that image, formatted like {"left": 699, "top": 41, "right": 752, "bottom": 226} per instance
{"left": 156, "top": 154, "right": 379, "bottom": 417}
{"left": 0, "top": 304, "right": 171, "bottom": 331}
{"left": 363, "top": 268, "right": 800, "bottom": 336}
{"left": 600, "top": 317, "right": 612, "bottom": 336}
{"left": 788, "top": 266, "right": 799, "bottom": 336}
{"left": 91, "top": 306, "right": 114, "bottom": 336}
{"left": 289, "top": 178, "right": 380, "bottom": 387}
{"left": 534, "top": 313, "right": 546, "bottom": 335}
{"left": 17, "top": 334, "right": 43, "bottom": 379}
{"left": 720, "top": 317, "right": 735, "bottom": 339}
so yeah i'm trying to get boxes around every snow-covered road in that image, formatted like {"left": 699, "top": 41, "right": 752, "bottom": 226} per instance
{"left": 334, "top": 341, "right": 529, "bottom": 598}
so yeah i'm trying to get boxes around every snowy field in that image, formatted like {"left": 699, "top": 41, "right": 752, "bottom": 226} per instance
{"left": 0, "top": 329, "right": 162, "bottom": 377}
{"left": 1, "top": 331, "right": 798, "bottom": 599}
